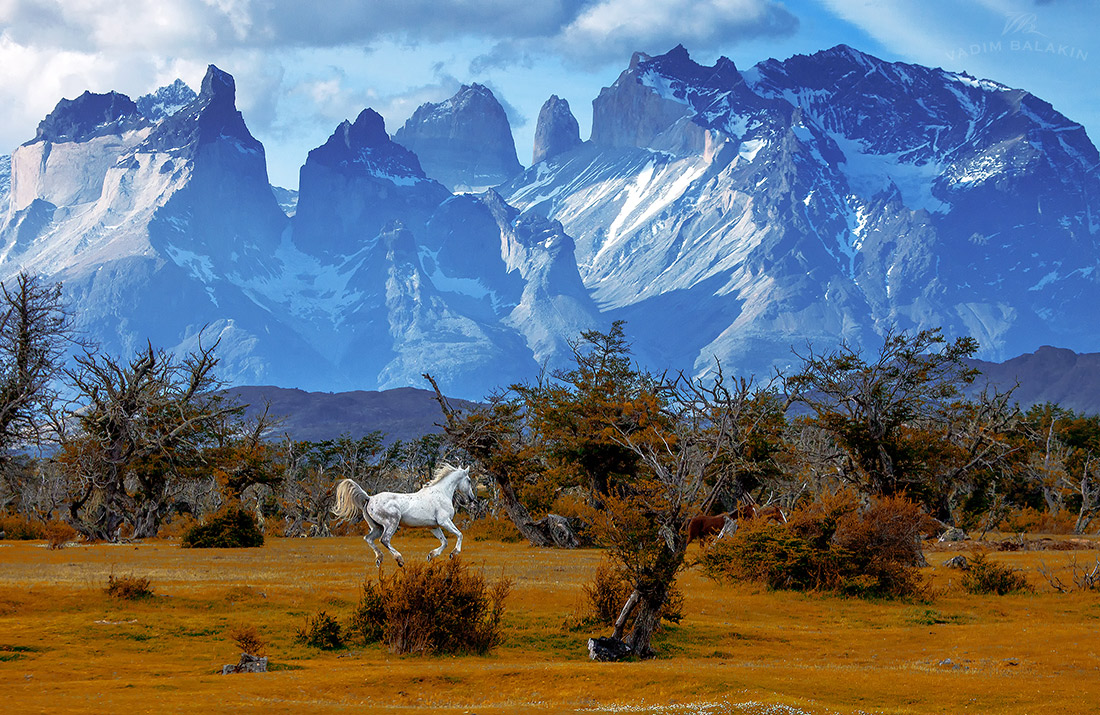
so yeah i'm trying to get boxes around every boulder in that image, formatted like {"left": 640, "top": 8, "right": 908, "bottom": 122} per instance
{"left": 221, "top": 652, "right": 268, "bottom": 674}
{"left": 942, "top": 555, "right": 970, "bottom": 570}
{"left": 938, "top": 527, "right": 969, "bottom": 542}
{"left": 587, "top": 636, "right": 632, "bottom": 662}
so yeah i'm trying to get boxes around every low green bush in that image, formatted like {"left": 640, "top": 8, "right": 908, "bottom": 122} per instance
{"left": 181, "top": 506, "right": 263, "bottom": 548}
{"left": 296, "top": 611, "right": 343, "bottom": 650}
{"left": 962, "top": 552, "right": 1032, "bottom": 595}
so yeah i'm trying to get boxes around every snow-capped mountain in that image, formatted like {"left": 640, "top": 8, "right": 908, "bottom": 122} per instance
{"left": 136, "top": 79, "right": 198, "bottom": 122}
{"left": 504, "top": 45, "right": 1100, "bottom": 375}
{"left": 2, "top": 46, "right": 1098, "bottom": 398}
{"left": 0, "top": 68, "right": 598, "bottom": 397}
{"left": 0, "top": 65, "right": 325, "bottom": 385}
{"left": 294, "top": 108, "right": 450, "bottom": 257}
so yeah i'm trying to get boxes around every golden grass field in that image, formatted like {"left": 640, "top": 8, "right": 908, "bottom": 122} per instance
{"left": 1, "top": 531, "right": 1098, "bottom": 714}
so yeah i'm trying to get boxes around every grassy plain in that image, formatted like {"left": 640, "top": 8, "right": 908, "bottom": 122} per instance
{"left": 1, "top": 532, "right": 1098, "bottom": 714}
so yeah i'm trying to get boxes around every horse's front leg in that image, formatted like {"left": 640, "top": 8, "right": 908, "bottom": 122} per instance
{"left": 440, "top": 518, "right": 462, "bottom": 558}
{"left": 427, "top": 527, "right": 448, "bottom": 561}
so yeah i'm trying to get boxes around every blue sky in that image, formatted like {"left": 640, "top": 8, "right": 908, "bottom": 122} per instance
{"left": 1, "top": 0, "right": 1096, "bottom": 189}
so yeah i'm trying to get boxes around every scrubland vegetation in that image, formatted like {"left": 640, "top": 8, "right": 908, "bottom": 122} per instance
{"left": 3, "top": 273, "right": 1100, "bottom": 711}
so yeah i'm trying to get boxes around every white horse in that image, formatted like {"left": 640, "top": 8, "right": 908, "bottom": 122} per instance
{"left": 331, "top": 463, "right": 476, "bottom": 568}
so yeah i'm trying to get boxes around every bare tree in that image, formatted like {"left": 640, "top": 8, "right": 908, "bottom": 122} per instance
{"left": 277, "top": 433, "right": 406, "bottom": 537}
{"left": 0, "top": 273, "right": 78, "bottom": 460}
{"left": 58, "top": 341, "right": 240, "bottom": 540}
{"left": 425, "top": 375, "right": 563, "bottom": 547}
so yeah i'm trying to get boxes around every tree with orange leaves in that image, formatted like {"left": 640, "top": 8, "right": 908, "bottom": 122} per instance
{"left": 431, "top": 322, "right": 787, "bottom": 657}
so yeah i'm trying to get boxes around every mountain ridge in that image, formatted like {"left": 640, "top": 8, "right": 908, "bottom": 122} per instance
{"left": 2, "top": 46, "right": 1098, "bottom": 400}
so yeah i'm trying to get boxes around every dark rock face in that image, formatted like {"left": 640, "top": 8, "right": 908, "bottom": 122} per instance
{"left": 394, "top": 84, "right": 522, "bottom": 192}
{"left": 32, "top": 91, "right": 143, "bottom": 144}
{"left": 532, "top": 95, "right": 581, "bottom": 164}
{"left": 141, "top": 65, "right": 260, "bottom": 157}
{"left": 294, "top": 108, "right": 450, "bottom": 256}
{"left": 140, "top": 64, "right": 285, "bottom": 270}
{"left": 590, "top": 52, "right": 696, "bottom": 151}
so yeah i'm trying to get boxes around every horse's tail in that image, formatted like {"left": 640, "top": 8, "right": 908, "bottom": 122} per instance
{"left": 331, "top": 479, "right": 370, "bottom": 522}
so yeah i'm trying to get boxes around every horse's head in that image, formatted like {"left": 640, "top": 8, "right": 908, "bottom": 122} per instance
{"left": 456, "top": 466, "right": 477, "bottom": 504}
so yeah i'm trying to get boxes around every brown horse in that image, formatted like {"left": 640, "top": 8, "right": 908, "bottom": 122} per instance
{"left": 686, "top": 513, "right": 734, "bottom": 544}
{"left": 686, "top": 502, "right": 787, "bottom": 545}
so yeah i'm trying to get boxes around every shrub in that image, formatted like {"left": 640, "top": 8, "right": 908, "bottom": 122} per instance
{"left": 181, "top": 506, "right": 264, "bottom": 548}
{"left": 228, "top": 624, "right": 268, "bottom": 656}
{"left": 701, "top": 492, "right": 928, "bottom": 598}
{"left": 45, "top": 521, "right": 78, "bottom": 549}
{"left": 997, "top": 507, "right": 1077, "bottom": 535}
{"left": 569, "top": 558, "right": 682, "bottom": 630}
{"left": 583, "top": 559, "right": 633, "bottom": 625}
{"left": 156, "top": 514, "right": 199, "bottom": 540}
{"left": 458, "top": 514, "right": 523, "bottom": 543}
{"left": 961, "top": 552, "right": 1032, "bottom": 595}
{"left": 106, "top": 573, "right": 154, "bottom": 600}
{"left": 296, "top": 611, "right": 343, "bottom": 650}
{"left": 347, "top": 558, "right": 511, "bottom": 655}
{"left": 0, "top": 514, "right": 47, "bottom": 540}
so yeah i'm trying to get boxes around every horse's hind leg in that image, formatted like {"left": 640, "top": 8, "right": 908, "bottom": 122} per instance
{"left": 379, "top": 520, "right": 404, "bottom": 568}
{"left": 440, "top": 518, "right": 462, "bottom": 559}
{"left": 427, "top": 527, "right": 447, "bottom": 561}
{"left": 362, "top": 514, "right": 385, "bottom": 568}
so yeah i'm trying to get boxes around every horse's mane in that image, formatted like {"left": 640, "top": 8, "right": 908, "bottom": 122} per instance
{"left": 427, "top": 462, "right": 465, "bottom": 486}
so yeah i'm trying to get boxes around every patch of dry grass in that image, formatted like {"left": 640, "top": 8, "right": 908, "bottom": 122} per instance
{"left": 0, "top": 533, "right": 1097, "bottom": 713}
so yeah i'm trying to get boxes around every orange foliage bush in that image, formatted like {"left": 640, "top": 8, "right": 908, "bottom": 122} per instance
{"left": 458, "top": 513, "right": 522, "bottom": 543}
{"left": 0, "top": 514, "right": 46, "bottom": 540}
{"left": 45, "top": 521, "right": 78, "bottom": 549}
{"left": 702, "top": 491, "right": 929, "bottom": 598}
{"left": 106, "top": 573, "right": 154, "bottom": 600}
{"left": 348, "top": 558, "right": 511, "bottom": 655}
{"left": 155, "top": 515, "right": 200, "bottom": 539}
{"left": 997, "top": 507, "right": 1078, "bottom": 535}
{"left": 227, "top": 624, "right": 268, "bottom": 656}
{"left": 575, "top": 557, "right": 683, "bottom": 630}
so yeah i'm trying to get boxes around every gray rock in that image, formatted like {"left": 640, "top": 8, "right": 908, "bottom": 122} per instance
{"left": 588, "top": 636, "right": 632, "bottom": 662}
{"left": 943, "top": 555, "right": 970, "bottom": 570}
{"left": 532, "top": 96, "right": 581, "bottom": 165}
{"left": 938, "top": 527, "right": 970, "bottom": 542}
{"left": 394, "top": 84, "right": 522, "bottom": 192}
{"left": 221, "top": 652, "right": 268, "bottom": 674}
